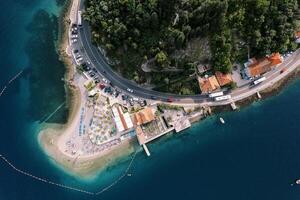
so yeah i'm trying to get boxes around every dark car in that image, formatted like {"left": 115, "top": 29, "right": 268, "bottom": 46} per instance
{"left": 151, "top": 96, "right": 158, "bottom": 100}
{"left": 114, "top": 90, "right": 120, "bottom": 97}
{"left": 71, "top": 30, "right": 78, "bottom": 35}
{"left": 129, "top": 98, "right": 134, "bottom": 106}
{"left": 89, "top": 71, "right": 95, "bottom": 77}
{"left": 104, "top": 87, "right": 112, "bottom": 93}
{"left": 122, "top": 95, "right": 128, "bottom": 100}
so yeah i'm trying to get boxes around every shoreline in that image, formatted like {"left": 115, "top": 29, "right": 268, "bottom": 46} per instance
{"left": 211, "top": 65, "right": 300, "bottom": 114}
{"left": 38, "top": 0, "right": 137, "bottom": 179}
{"left": 38, "top": 0, "right": 300, "bottom": 179}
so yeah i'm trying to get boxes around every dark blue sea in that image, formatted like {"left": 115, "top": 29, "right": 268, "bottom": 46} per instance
{"left": 1, "top": 1, "right": 300, "bottom": 200}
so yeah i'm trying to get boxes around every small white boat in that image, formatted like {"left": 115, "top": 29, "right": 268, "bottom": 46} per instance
{"left": 127, "top": 173, "right": 132, "bottom": 177}
{"left": 219, "top": 117, "right": 225, "bottom": 124}
{"left": 291, "top": 179, "right": 300, "bottom": 186}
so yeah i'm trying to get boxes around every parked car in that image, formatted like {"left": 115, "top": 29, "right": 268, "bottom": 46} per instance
{"left": 133, "top": 97, "right": 139, "bottom": 102}
{"left": 114, "top": 90, "right": 120, "bottom": 97}
{"left": 71, "top": 39, "right": 77, "bottom": 44}
{"left": 81, "top": 63, "right": 90, "bottom": 71}
{"left": 99, "top": 83, "right": 106, "bottom": 90}
{"left": 71, "top": 24, "right": 77, "bottom": 29}
{"left": 102, "top": 78, "right": 108, "bottom": 84}
{"left": 88, "top": 71, "right": 95, "bottom": 77}
{"left": 71, "top": 30, "right": 78, "bottom": 35}
{"left": 104, "top": 87, "right": 112, "bottom": 93}
{"left": 129, "top": 98, "right": 134, "bottom": 106}
{"left": 122, "top": 95, "right": 128, "bottom": 100}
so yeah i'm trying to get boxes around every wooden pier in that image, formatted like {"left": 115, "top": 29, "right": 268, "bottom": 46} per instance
{"left": 256, "top": 91, "right": 262, "bottom": 99}
{"left": 142, "top": 144, "right": 151, "bottom": 156}
{"left": 230, "top": 102, "right": 238, "bottom": 110}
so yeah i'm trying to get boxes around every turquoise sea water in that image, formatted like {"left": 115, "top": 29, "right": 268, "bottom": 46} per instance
{"left": 1, "top": 1, "right": 300, "bottom": 199}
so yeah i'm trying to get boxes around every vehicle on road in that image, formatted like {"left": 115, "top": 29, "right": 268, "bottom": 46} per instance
{"left": 280, "top": 68, "right": 286, "bottom": 74}
{"left": 71, "top": 34, "right": 78, "bottom": 39}
{"left": 252, "top": 76, "right": 266, "bottom": 85}
{"left": 151, "top": 96, "right": 158, "bottom": 100}
{"left": 209, "top": 91, "right": 224, "bottom": 98}
{"left": 167, "top": 97, "right": 174, "bottom": 102}
{"left": 71, "top": 39, "right": 77, "bottom": 44}
{"left": 78, "top": 11, "right": 82, "bottom": 27}
{"left": 127, "top": 88, "right": 133, "bottom": 93}
{"left": 214, "top": 95, "right": 231, "bottom": 101}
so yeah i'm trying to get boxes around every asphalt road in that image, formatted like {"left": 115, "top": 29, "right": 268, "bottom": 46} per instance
{"left": 72, "top": 0, "right": 300, "bottom": 106}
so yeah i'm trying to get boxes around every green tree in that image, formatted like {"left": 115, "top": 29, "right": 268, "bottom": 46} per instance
{"left": 155, "top": 51, "right": 169, "bottom": 67}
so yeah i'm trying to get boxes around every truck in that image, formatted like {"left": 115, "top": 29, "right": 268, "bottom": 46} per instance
{"left": 77, "top": 11, "right": 82, "bottom": 27}
{"left": 209, "top": 91, "right": 224, "bottom": 98}
{"left": 214, "top": 95, "right": 231, "bottom": 101}
{"left": 252, "top": 76, "right": 266, "bottom": 85}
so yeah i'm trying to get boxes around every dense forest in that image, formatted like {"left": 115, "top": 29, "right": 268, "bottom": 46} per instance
{"left": 84, "top": 0, "right": 300, "bottom": 94}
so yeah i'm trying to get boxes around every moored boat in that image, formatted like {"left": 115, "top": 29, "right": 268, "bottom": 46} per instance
{"left": 219, "top": 117, "right": 225, "bottom": 124}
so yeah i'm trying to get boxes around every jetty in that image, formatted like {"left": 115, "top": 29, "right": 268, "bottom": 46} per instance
{"left": 142, "top": 144, "right": 151, "bottom": 156}
{"left": 230, "top": 102, "right": 237, "bottom": 110}
{"left": 256, "top": 91, "right": 262, "bottom": 99}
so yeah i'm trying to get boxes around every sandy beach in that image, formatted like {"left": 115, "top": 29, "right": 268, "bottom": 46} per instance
{"left": 38, "top": 0, "right": 137, "bottom": 178}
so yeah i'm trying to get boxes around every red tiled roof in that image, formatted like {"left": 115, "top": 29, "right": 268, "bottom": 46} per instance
{"left": 249, "top": 53, "right": 282, "bottom": 77}
{"left": 198, "top": 76, "right": 220, "bottom": 94}
{"left": 133, "top": 107, "right": 155, "bottom": 125}
{"left": 215, "top": 71, "right": 233, "bottom": 86}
